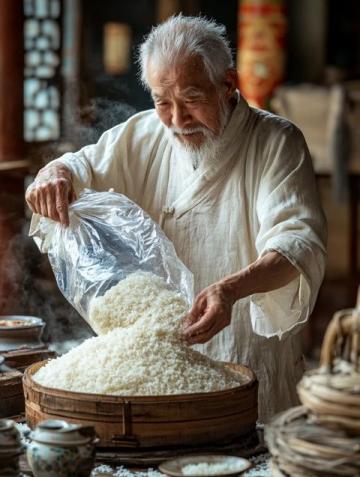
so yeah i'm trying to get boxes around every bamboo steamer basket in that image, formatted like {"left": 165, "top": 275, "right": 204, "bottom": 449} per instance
{"left": 23, "top": 361, "right": 258, "bottom": 449}
{"left": 297, "top": 294, "right": 360, "bottom": 434}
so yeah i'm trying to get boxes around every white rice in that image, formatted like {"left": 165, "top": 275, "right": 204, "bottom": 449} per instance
{"left": 182, "top": 458, "right": 250, "bottom": 475}
{"left": 34, "top": 272, "right": 247, "bottom": 394}
{"left": 88, "top": 272, "right": 186, "bottom": 336}
{"left": 92, "top": 466, "right": 163, "bottom": 477}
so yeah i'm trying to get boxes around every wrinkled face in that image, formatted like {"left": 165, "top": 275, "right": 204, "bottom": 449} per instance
{"left": 147, "top": 55, "right": 235, "bottom": 149}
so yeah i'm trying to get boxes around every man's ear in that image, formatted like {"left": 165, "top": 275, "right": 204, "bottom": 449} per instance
{"left": 223, "top": 68, "right": 239, "bottom": 98}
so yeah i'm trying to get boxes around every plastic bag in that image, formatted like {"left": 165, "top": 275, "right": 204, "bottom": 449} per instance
{"left": 30, "top": 189, "right": 194, "bottom": 324}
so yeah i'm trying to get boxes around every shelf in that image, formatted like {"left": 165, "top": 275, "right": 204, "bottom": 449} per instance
{"left": 0, "top": 160, "right": 30, "bottom": 172}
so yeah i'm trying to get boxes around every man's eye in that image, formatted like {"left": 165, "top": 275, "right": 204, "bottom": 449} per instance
{"left": 185, "top": 98, "right": 202, "bottom": 105}
{"left": 156, "top": 101, "right": 169, "bottom": 107}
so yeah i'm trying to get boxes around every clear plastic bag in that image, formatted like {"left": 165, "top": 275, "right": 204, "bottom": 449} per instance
{"left": 30, "top": 189, "right": 194, "bottom": 324}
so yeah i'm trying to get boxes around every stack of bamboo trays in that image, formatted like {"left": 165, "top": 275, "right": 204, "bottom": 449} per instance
{"left": 266, "top": 295, "right": 360, "bottom": 476}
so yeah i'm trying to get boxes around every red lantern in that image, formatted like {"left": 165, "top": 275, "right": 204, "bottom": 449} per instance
{"left": 237, "top": 0, "right": 287, "bottom": 108}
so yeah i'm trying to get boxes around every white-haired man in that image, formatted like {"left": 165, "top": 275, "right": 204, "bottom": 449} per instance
{"left": 26, "top": 15, "right": 327, "bottom": 422}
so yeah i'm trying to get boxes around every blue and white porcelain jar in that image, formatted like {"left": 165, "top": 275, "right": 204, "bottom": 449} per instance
{"left": 27, "top": 420, "right": 97, "bottom": 477}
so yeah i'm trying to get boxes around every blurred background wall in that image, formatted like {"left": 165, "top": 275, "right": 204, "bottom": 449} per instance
{"left": 0, "top": 0, "right": 360, "bottom": 357}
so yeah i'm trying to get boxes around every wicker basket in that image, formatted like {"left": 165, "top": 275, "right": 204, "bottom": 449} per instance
{"left": 266, "top": 294, "right": 360, "bottom": 476}
{"left": 265, "top": 406, "right": 360, "bottom": 477}
{"left": 297, "top": 301, "right": 360, "bottom": 434}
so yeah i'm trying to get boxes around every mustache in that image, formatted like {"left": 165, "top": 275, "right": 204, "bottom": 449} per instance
{"left": 169, "top": 125, "right": 210, "bottom": 135}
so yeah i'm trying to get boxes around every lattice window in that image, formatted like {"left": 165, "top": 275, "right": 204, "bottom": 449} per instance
{"left": 24, "top": 0, "right": 62, "bottom": 142}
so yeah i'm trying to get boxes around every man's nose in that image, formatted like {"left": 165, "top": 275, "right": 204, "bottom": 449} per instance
{"left": 172, "top": 103, "right": 192, "bottom": 129}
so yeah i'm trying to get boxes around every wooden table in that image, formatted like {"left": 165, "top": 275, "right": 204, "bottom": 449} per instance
{"left": 18, "top": 427, "right": 268, "bottom": 476}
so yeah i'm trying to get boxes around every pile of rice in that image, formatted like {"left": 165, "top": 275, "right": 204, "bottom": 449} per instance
{"left": 181, "top": 458, "right": 250, "bottom": 476}
{"left": 34, "top": 272, "right": 247, "bottom": 395}
{"left": 88, "top": 272, "right": 187, "bottom": 337}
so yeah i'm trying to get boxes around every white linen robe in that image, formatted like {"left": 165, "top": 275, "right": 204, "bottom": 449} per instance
{"left": 31, "top": 93, "right": 327, "bottom": 422}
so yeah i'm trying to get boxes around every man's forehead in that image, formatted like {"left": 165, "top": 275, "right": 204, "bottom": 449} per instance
{"left": 152, "top": 85, "right": 206, "bottom": 98}
{"left": 147, "top": 55, "right": 211, "bottom": 90}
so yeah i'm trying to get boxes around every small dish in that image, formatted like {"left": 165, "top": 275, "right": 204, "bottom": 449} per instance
{"left": 159, "top": 455, "right": 252, "bottom": 477}
{"left": 0, "top": 315, "right": 45, "bottom": 352}
{"left": 0, "top": 316, "right": 43, "bottom": 329}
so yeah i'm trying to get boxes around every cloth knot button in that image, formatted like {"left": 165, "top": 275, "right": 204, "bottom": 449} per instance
{"left": 160, "top": 206, "right": 175, "bottom": 227}
{"left": 162, "top": 206, "right": 175, "bottom": 216}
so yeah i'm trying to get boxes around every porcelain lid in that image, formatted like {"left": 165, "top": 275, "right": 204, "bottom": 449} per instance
{"left": 31, "top": 420, "right": 95, "bottom": 446}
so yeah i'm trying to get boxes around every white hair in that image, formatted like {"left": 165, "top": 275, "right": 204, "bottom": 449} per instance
{"left": 138, "top": 14, "right": 234, "bottom": 88}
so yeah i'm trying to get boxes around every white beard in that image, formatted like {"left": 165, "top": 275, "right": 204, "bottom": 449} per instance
{"left": 165, "top": 99, "right": 232, "bottom": 170}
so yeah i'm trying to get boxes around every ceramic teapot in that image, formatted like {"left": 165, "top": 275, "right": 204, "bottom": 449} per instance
{"left": 27, "top": 419, "right": 97, "bottom": 477}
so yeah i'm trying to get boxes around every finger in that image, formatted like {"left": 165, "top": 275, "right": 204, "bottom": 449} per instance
{"left": 187, "top": 323, "right": 218, "bottom": 344}
{"left": 182, "top": 302, "right": 208, "bottom": 332}
{"left": 69, "top": 188, "right": 77, "bottom": 203}
{"left": 189, "top": 296, "right": 206, "bottom": 318}
{"left": 55, "top": 181, "right": 70, "bottom": 227}
{"left": 38, "top": 186, "right": 49, "bottom": 217}
{"left": 46, "top": 186, "right": 60, "bottom": 222}
{"left": 32, "top": 190, "right": 41, "bottom": 215}
{"left": 182, "top": 295, "right": 207, "bottom": 331}
{"left": 184, "top": 295, "right": 207, "bottom": 329}
{"left": 187, "top": 313, "right": 223, "bottom": 344}
{"left": 25, "top": 189, "right": 36, "bottom": 213}
{"left": 184, "top": 316, "right": 213, "bottom": 338}
{"left": 187, "top": 316, "right": 229, "bottom": 345}
{"left": 182, "top": 311, "right": 197, "bottom": 329}
{"left": 28, "top": 184, "right": 44, "bottom": 215}
{"left": 184, "top": 307, "right": 218, "bottom": 338}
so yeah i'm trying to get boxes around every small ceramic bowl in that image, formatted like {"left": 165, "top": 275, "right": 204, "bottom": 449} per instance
{"left": 0, "top": 315, "right": 45, "bottom": 352}
{"left": 159, "top": 455, "right": 252, "bottom": 477}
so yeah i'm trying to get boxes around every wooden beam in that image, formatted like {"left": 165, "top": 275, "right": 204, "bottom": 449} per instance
{"left": 0, "top": 160, "right": 30, "bottom": 172}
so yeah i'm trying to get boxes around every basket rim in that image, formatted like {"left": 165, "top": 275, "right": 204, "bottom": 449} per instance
{"left": 23, "top": 360, "right": 258, "bottom": 403}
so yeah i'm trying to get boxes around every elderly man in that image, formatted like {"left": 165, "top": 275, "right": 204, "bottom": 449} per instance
{"left": 26, "top": 15, "right": 326, "bottom": 422}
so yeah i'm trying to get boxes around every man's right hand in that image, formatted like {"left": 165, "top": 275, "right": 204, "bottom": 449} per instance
{"left": 25, "top": 163, "right": 76, "bottom": 227}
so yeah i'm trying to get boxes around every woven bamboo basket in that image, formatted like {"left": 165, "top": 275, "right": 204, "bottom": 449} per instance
{"left": 265, "top": 406, "right": 360, "bottom": 477}
{"left": 297, "top": 297, "right": 360, "bottom": 434}
{"left": 23, "top": 360, "right": 258, "bottom": 449}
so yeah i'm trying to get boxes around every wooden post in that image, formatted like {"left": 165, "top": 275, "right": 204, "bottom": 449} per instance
{"left": 0, "top": 0, "right": 26, "bottom": 314}
{"left": 0, "top": 0, "right": 24, "bottom": 161}
{"left": 62, "top": 0, "right": 81, "bottom": 141}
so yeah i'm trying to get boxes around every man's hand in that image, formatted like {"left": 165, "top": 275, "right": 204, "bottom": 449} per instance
{"left": 182, "top": 282, "right": 235, "bottom": 344}
{"left": 182, "top": 251, "right": 299, "bottom": 345}
{"left": 25, "top": 163, "right": 76, "bottom": 227}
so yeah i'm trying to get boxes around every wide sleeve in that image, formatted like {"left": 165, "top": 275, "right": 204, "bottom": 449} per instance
{"left": 29, "top": 109, "right": 163, "bottom": 234}
{"left": 50, "top": 110, "right": 161, "bottom": 196}
{"left": 250, "top": 123, "right": 327, "bottom": 339}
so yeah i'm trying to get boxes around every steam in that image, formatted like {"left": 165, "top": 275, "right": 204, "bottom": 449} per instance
{"left": 0, "top": 228, "right": 94, "bottom": 355}
{"left": 74, "top": 97, "right": 135, "bottom": 147}
{"left": 63, "top": 77, "right": 136, "bottom": 148}
{"left": 1, "top": 89, "right": 137, "bottom": 355}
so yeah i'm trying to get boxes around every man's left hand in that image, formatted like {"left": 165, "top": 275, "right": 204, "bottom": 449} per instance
{"left": 182, "top": 282, "right": 235, "bottom": 344}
